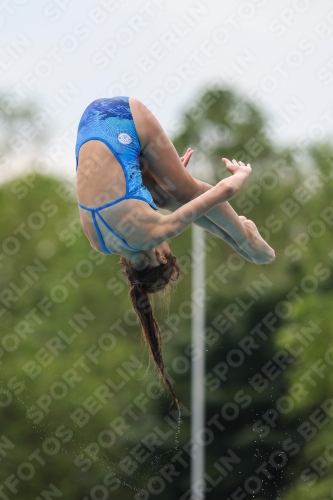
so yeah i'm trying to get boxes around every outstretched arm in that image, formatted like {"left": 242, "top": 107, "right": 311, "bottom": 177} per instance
{"left": 141, "top": 153, "right": 275, "bottom": 264}
{"left": 154, "top": 160, "right": 252, "bottom": 242}
{"left": 156, "top": 185, "right": 255, "bottom": 262}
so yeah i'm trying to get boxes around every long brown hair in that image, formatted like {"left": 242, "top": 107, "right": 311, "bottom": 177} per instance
{"left": 119, "top": 253, "right": 180, "bottom": 408}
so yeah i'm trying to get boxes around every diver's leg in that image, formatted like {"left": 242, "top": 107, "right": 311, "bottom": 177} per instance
{"left": 131, "top": 97, "right": 274, "bottom": 262}
{"left": 131, "top": 97, "right": 250, "bottom": 245}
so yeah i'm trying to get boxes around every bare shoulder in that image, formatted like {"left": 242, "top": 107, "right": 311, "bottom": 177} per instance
{"left": 107, "top": 200, "right": 166, "bottom": 249}
{"left": 141, "top": 217, "right": 171, "bottom": 249}
{"left": 127, "top": 206, "right": 170, "bottom": 249}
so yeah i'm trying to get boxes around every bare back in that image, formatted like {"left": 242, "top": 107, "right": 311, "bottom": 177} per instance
{"left": 76, "top": 140, "right": 126, "bottom": 208}
{"left": 76, "top": 139, "right": 162, "bottom": 254}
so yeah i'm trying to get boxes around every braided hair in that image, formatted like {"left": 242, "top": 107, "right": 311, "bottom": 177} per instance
{"left": 119, "top": 253, "right": 180, "bottom": 408}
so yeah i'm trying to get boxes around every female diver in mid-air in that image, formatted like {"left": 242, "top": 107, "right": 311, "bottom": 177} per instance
{"left": 75, "top": 96, "right": 275, "bottom": 408}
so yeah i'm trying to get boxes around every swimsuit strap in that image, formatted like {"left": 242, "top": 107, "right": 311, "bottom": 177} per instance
{"left": 78, "top": 202, "right": 141, "bottom": 253}
{"left": 91, "top": 210, "right": 112, "bottom": 254}
{"left": 78, "top": 198, "right": 127, "bottom": 211}
{"left": 95, "top": 212, "right": 141, "bottom": 252}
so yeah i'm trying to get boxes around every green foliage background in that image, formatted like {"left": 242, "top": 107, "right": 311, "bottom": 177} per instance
{"left": 1, "top": 88, "right": 333, "bottom": 499}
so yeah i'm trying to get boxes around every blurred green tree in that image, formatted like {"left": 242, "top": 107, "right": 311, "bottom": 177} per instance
{"left": 1, "top": 87, "right": 332, "bottom": 500}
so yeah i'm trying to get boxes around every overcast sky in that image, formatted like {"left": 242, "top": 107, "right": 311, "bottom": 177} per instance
{"left": 1, "top": 0, "right": 333, "bottom": 183}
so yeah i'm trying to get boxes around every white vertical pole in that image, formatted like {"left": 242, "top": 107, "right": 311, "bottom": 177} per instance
{"left": 191, "top": 224, "right": 206, "bottom": 500}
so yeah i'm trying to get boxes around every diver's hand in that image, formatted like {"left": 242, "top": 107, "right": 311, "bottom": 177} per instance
{"left": 222, "top": 158, "right": 252, "bottom": 177}
{"left": 180, "top": 148, "right": 193, "bottom": 167}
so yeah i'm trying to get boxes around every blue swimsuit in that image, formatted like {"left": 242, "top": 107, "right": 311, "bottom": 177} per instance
{"left": 75, "top": 96, "right": 158, "bottom": 254}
